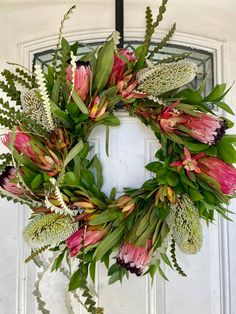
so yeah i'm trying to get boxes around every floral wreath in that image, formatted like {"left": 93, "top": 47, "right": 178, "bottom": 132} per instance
{"left": 0, "top": 2, "right": 236, "bottom": 314}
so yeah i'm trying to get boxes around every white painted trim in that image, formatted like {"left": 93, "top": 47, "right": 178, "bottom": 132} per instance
{"left": 16, "top": 28, "right": 230, "bottom": 314}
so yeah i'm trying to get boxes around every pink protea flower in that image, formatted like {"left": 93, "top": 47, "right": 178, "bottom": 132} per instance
{"left": 0, "top": 166, "right": 25, "bottom": 196}
{"left": 109, "top": 48, "right": 136, "bottom": 86}
{"left": 117, "top": 74, "right": 147, "bottom": 100}
{"left": 170, "top": 147, "right": 205, "bottom": 178}
{"left": 116, "top": 240, "right": 153, "bottom": 276}
{"left": 1, "top": 129, "right": 62, "bottom": 177}
{"left": 88, "top": 96, "right": 108, "bottom": 120}
{"left": 198, "top": 156, "right": 236, "bottom": 194}
{"left": 66, "top": 61, "right": 91, "bottom": 102}
{"left": 66, "top": 227, "right": 107, "bottom": 257}
{"left": 2, "top": 130, "right": 38, "bottom": 160}
{"left": 158, "top": 103, "right": 227, "bottom": 145}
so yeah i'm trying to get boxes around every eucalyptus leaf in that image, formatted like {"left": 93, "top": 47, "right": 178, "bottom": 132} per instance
{"left": 95, "top": 224, "right": 125, "bottom": 261}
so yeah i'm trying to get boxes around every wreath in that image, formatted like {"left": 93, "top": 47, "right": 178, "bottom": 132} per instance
{"left": 0, "top": 2, "right": 236, "bottom": 313}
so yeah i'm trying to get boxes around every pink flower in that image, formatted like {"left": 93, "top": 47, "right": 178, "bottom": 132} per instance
{"left": 1, "top": 129, "right": 62, "bottom": 177}
{"left": 109, "top": 48, "right": 136, "bottom": 86}
{"left": 117, "top": 74, "right": 147, "bottom": 100}
{"left": 0, "top": 166, "right": 25, "bottom": 196}
{"left": 170, "top": 147, "right": 205, "bottom": 178}
{"left": 2, "top": 130, "right": 38, "bottom": 160}
{"left": 198, "top": 156, "right": 236, "bottom": 194}
{"left": 116, "top": 240, "right": 153, "bottom": 276}
{"left": 158, "top": 103, "right": 227, "bottom": 145}
{"left": 88, "top": 96, "right": 108, "bottom": 120}
{"left": 66, "top": 61, "right": 91, "bottom": 102}
{"left": 66, "top": 227, "right": 107, "bottom": 257}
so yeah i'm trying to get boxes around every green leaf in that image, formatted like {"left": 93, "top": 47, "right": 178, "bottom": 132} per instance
{"left": 31, "top": 173, "right": 44, "bottom": 190}
{"left": 108, "top": 271, "right": 121, "bottom": 285}
{"left": 93, "top": 39, "right": 114, "bottom": 93}
{"left": 198, "top": 173, "right": 221, "bottom": 191}
{"left": 176, "top": 89, "right": 203, "bottom": 104}
{"left": 90, "top": 155, "right": 103, "bottom": 190}
{"left": 183, "top": 140, "right": 209, "bottom": 152}
{"left": 51, "top": 252, "right": 65, "bottom": 272}
{"left": 204, "top": 83, "right": 226, "bottom": 102}
{"left": 89, "top": 260, "right": 96, "bottom": 283}
{"left": 109, "top": 187, "right": 117, "bottom": 201}
{"left": 63, "top": 172, "right": 79, "bottom": 186}
{"left": 89, "top": 210, "right": 119, "bottom": 225}
{"left": 95, "top": 224, "right": 125, "bottom": 261}
{"left": 216, "top": 102, "right": 234, "bottom": 115}
{"left": 64, "top": 140, "right": 84, "bottom": 168}
{"left": 81, "top": 169, "right": 95, "bottom": 187}
{"left": 52, "top": 109, "right": 71, "bottom": 126}
{"left": 217, "top": 140, "right": 236, "bottom": 164}
{"left": 166, "top": 172, "right": 179, "bottom": 187}
{"left": 105, "top": 125, "right": 110, "bottom": 157}
{"left": 145, "top": 161, "right": 162, "bottom": 173}
{"left": 68, "top": 267, "right": 84, "bottom": 291}
{"left": 51, "top": 77, "right": 61, "bottom": 104}
{"left": 157, "top": 264, "right": 169, "bottom": 281}
{"left": 189, "top": 188, "right": 204, "bottom": 201}
{"left": 160, "top": 253, "right": 173, "bottom": 269}
{"left": 166, "top": 133, "right": 184, "bottom": 144}
{"left": 71, "top": 90, "right": 89, "bottom": 114}
{"left": 102, "top": 114, "right": 120, "bottom": 126}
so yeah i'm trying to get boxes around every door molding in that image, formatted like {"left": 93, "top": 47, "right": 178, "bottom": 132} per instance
{"left": 16, "top": 29, "right": 231, "bottom": 314}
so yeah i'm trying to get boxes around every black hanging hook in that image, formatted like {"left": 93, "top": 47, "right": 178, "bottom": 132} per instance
{"left": 115, "top": 0, "right": 124, "bottom": 48}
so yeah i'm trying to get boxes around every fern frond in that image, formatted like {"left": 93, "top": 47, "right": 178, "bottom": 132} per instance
{"left": 2, "top": 69, "right": 31, "bottom": 89}
{"left": 0, "top": 153, "right": 11, "bottom": 161}
{"left": 1, "top": 70, "right": 21, "bottom": 104}
{"left": 0, "top": 114, "right": 17, "bottom": 129}
{"left": 170, "top": 238, "right": 187, "bottom": 277}
{"left": 0, "top": 187, "right": 40, "bottom": 207}
{"left": 53, "top": 5, "right": 77, "bottom": 68}
{"left": 149, "top": 22, "right": 176, "bottom": 58}
{"left": 34, "top": 64, "right": 55, "bottom": 132}
{"left": 45, "top": 196, "right": 65, "bottom": 215}
{"left": 0, "top": 153, "right": 12, "bottom": 173}
{"left": 142, "top": 0, "right": 169, "bottom": 59}
{"left": 69, "top": 51, "right": 77, "bottom": 98}
{"left": 25, "top": 245, "right": 50, "bottom": 263}
{"left": 153, "top": 0, "right": 168, "bottom": 28}
{"left": 49, "top": 178, "right": 75, "bottom": 216}
{"left": 159, "top": 53, "right": 190, "bottom": 64}
{"left": 144, "top": 6, "right": 153, "bottom": 45}
{"left": 15, "top": 67, "right": 35, "bottom": 87}
{"left": 33, "top": 259, "right": 51, "bottom": 314}
{"left": 7, "top": 62, "right": 33, "bottom": 75}
{"left": 0, "top": 97, "right": 47, "bottom": 136}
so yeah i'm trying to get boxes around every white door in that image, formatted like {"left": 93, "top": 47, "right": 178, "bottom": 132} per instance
{"left": 0, "top": 1, "right": 235, "bottom": 314}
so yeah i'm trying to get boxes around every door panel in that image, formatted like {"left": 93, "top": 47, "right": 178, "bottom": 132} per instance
{"left": 24, "top": 113, "right": 221, "bottom": 314}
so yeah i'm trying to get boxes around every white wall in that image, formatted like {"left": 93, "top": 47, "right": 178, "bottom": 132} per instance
{"left": 0, "top": 1, "right": 236, "bottom": 313}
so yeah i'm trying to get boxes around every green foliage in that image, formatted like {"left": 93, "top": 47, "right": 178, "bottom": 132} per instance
{"left": 53, "top": 5, "right": 77, "bottom": 68}
{"left": 93, "top": 38, "right": 115, "bottom": 94}
{"left": 0, "top": 69, "right": 21, "bottom": 104}
{"left": 95, "top": 224, "right": 125, "bottom": 261}
{"left": 0, "top": 153, "right": 12, "bottom": 173}
{"left": 134, "top": 0, "right": 169, "bottom": 70}
{"left": 0, "top": 97, "right": 47, "bottom": 135}
{"left": 25, "top": 245, "right": 50, "bottom": 263}
{"left": 159, "top": 52, "right": 191, "bottom": 63}
{"left": 68, "top": 231, "right": 99, "bottom": 313}
{"left": 149, "top": 22, "right": 176, "bottom": 58}
{"left": 108, "top": 263, "right": 129, "bottom": 285}
{"left": 170, "top": 238, "right": 187, "bottom": 277}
